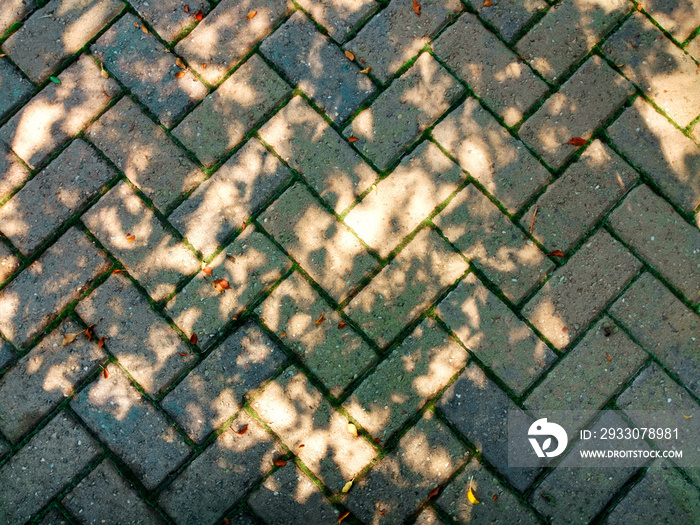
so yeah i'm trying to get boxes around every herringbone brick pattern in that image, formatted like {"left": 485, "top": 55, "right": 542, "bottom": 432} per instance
{"left": 1, "top": 0, "right": 699, "bottom": 523}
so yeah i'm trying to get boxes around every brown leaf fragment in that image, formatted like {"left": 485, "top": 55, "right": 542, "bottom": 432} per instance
{"left": 273, "top": 458, "right": 287, "bottom": 467}
{"left": 85, "top": 324, "right": 97, "bottom": 342}
{"left": 213, "top": 278, "right": 230, "bottom": 294}
{"left": 529, "top": 205, "right": 538, "bottom": 234}
{"left": 280, "top": 330, "right": 287, "bottom": 339}
{"left": 348, "top": 136, "right": 359, "bottom": 143}
{"left": 567, "top": 137, "right": 586, "bottom": 146}
{"left": 247, "top": 9, "right": 257, "bottom": 19}
{"left": 195, "top": 9, "right": 203, "bottom": 21}
{"left": 315, "top": 313, "right": 324, "bottom": 325}
{"left": 134, "top": 22, "right": 139, "bottom": 28}
{"left": 97, "top": 336, "right": 106, "bottom": 348}
{"left": 298, "top": 443, "right": 305, "bottom": 448}
{"left": 338, "top": 511, "right": 350, "bottom": 523}
{"left": 224, "top": 519, "right": 231, "bottom": 525}
{"left": 61, "top": 333, "right": 79, "bottom": 346}
{"left": 236, "top": 424, "right": 249, "bottom": 435}
{"left": 483, "top": 0, "right": 493, "bottom": 5}
{"left": 189, "top": 333, "right": 198, "bottom": 345}
{"left": 174, "top": 71, "right": 186, "bottom": 78}
{"left": 359, "top": 66, "right": 371, "bottom": 74}
{"left": 103, "top": 368, "right": 109, "bottom": 379}
{"left": 338, "top": 321, "right": 348, "bottom": 329}
{"left": 178, "top": 352, "right": 190, "bottom": 357}
{"left": 184, "top": 4, "right": 190, "bottom": 13}
{"left": 202, "top": 267, "right": 213, "bottom": 276}
{"left": 412, "top": 0, "right": 421, "bottom": 16}
{"left": 429, "top": 487, "right": 440, "bottom": 498}
{"left": 345, "top": 50, "right": 355, "bottom": 61}
{"left": 112, "top": 268, "right": 125, "bottom": 274}
{"left": 175, "top": 57, "right": 187, "bottom": 70}
{"left": 548, "top": 250, "right": 564, "bottom": 257}
{"left": 141, "top": 23, "right": 149, "bottom": 34}
{"left": 202, "top": 63, "right": 207, "bottom": 68}
{"left": 606, "top": 353, "right": 612, "bottom": 361}
{"left": 126, "top": 233, "right": 135, "bottom": 242}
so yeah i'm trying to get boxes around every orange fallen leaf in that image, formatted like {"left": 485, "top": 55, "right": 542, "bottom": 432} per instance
{"left": 61, "top": 333, "right": 79, "bottom": 346}
{"left": 429, "top": 487, "right": 440, "bottom": 498}
{"left": 359, "top": 66, "right": 371, "bottom": 74}
{"left": 213, "top": 278, "right": 230, "bottom": 294}
{"left": 567, "top": 137, "right": 586, "bottom": 146}
{"left": 338, "top": 321, "right": 348, "bottom": 329}
{"left": 202, "top": 267, "right": 212, "bottom": 276}
{"left": 195, "top": 9, "right": 203, "bottom": 21}
{"left": 85, "top": 324, "right": 97, "bottom": 342}
{"left": 493, "top": 494, "right": 498, "bottom": 500}
{"left": 348, "top": 136, "right": 359, "bottom": 143}
{"left": 97, "top": 336, "right": 106, "bottom": 348}
{"left": 112, "top": 268, "right": 125, "bottom": 274}
{"left": 606, "top": 353, "right": 612, "bottom": 361}
{"left": 412, "top": 0, "right": 421, "bottom": 16}
{"left": 280, "top": 330, "right": 287, "bottom": 339}
{"left": 636, "top": 3, "right": 643, "bottom": 11}
{"left": 103, "top": 368, "right": 109, "bottom": 379}
{"left": 345, "top": 50, "right": 355, "bottom": 61}
{"left": 178, "top": 352, "right": 190, "bottom": 357}
{"left": 347, "top": 423, "right": 358, "bottom": 436}
{"left": 224, "top": 519, "right": 231, "bottom": 525}
{"left": 338, "top": 511, "right": 350, "bottom": 523}
{"left": 315, "top": 313, "right": 325, "bottom": 325}
{"left": 202, "top": 63, "right": 207, "bottom": 68}
{"left": 184, "top": 4, "right": 190, "bottom": 12}
{"left": 247, "top": 10, "right": 257, "bottom": 19}
{"left": 236, "top": 424, "right": 249, "bottom": 435}
{"left": 175, "top": 57, "right": 187, "bottom": 70}
{"left": 141, "top": 23, "right": 149, "bottom": 34}
{"left": 134, "top": 22, "right": 139, "bottom": 28}
{"left": 378, "top": 509, "right": 386, "bottom": 515}
{"left": 190, "top": 333, "right": 198, "bottom": 345}
{"left": 174, "top": 71, "right": 186, "bottom": 78}
{"left": 274, "top": 458, "right": 287, "bottom": 467}
{"left": 484, "top": 0, "right": 493, "bottom": 5}
{"left": 126, "top": 233, "right": 135, "bottom": 242}
{"left": 298, "top": 443, "right": 305, "bottom": 448}
{"left": 548, "top": 250, "right": 564, "bottom": 257}
{"left": 529, "top": 205, "right": 538, "bottom": 234}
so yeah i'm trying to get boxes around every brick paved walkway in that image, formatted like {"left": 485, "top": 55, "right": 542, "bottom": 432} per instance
{"left": 1, "top": 0, "right": 699, "bottom": 524}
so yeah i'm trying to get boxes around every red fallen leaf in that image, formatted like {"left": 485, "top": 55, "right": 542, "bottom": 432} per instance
{"left": 429, "top": 486, "right": 440, "bottom": 498}
{"left": 236, "top": 424, "right": 249, "bottom": 435}
{"left": 224, "top": 519, "right": 231, "bottom": 525}
{"left": 178, "top": 352, "right": 190, "bottom": 357}
{"left": 273, "top": 458, "right": 287, "bottom": 467}
{"left": 562, "top": 326, "right": 568, "bottom": 332}
{"left": 348, "top": 136, "right": 359, "bottom": 143}
{"left": 195, "top": 9, "right": 203, "bottom": 21}
{"left": 97, "top": 336, "right": 106, "bottom": 348}
{"left": 126, "top": 233, "right": 135, "bottom": 242}
{"left": 202, "top": 267, "right": 212, "bottom": 276}
{"left": 606, "top": 353, "right": 612, "bottom": 361}
{"left": 378, "top": 509, "right": 386, "bottom": 515}
{"left": 338, "top": 511, "right": 350, "bottom": 523}
{"left": 103, "top": 368, "right": 109, "bottom": 379}
{"left": 298, "top": 443, "right": 305, "bottom": 448}
{"left": 548, "top": 250, "right": 564, "bottom": 257}
{"left": 493, "top": 494, "right": 498, "bottom": 500}
{"left": 567, "top": 137, "right": 586, "bottom": 146}
{"left": 315, "top": 313, "right": 324, "bottom": 325}
{"left": 338, "top": 321, "right": 348, "bottom": 329}
{"left": 189, "top": 333, "right": 198, "bottom": 345}
{"left": 213, "top": 278, "right": 230, "bottom": 294}
{"left": 412, "top": 0, "right": 421, "bottom": 16}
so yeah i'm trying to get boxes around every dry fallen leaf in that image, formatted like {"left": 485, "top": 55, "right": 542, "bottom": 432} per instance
{"left": 236, "top": 424, "right": 249, "bottom": 435}
{"left": 345, "top": 50, "right": 355, "bottom": 61}
{"left": 606, "top": 353, "right": 612, "bottom": 361}
{"left": 683, "top": 414, "right": 693, "bottom": 419}
{"left": 247, "top": 9, "right": 257, "bottom": 19}
{"left": 315, "top": 313, "right": 324, "bottom": 325}
{"left": 126, "top": 233, "right": 135, "bottom": 242}
{"left": 548, "top": 250, "right": 564, "bottom": 257}
{"left": 61, "top": 333, "right": 79, "bottom": 346}
{"left": 493, "top": 494, "right": 498, "bottom": 500}
{"left": 412, "top": 0, "right": 421, "bottom": 16}
{"left": 338, "top": 321, "right": 348, "bottom": 329}
{"left": 378, "top": 509, "right": 386, "bottom": 515}
{"left": 484, "top": 0, "right": 493, "bottom": 5}
{"left": 174, "top": 71, "right": 186, "bottom": 78}
{"left": 348, "top": 136, "right": 359, "bottom": 143}
{"left": 273, "top": 458, "right": 287, "bottom": 467}
{"left": 338, "top": 511, "right": 350, "bottom": 523}
{"left": 202, "top": 267, "right": 213, "bottom": 276}
{"left": 529, "top": 205, "right": 538, "bottom": 234}
{"left": 567, "top": 137, "right": 586, "bottom": 146}
{"left": 636, "top": 3, "right": 643, "bottom": 11}
{"left": 97, "top": 336, "right": 106, "bottom": 348}
{"left": 342, "top": 480, "right": 353, "bottom": 493}
{"left": 103, "top": 368, "right": 109, "bottom": 379}
{"left": 213, "top": 278, "right": 231, "bottom": 294}
{"left": 195, "top": 9, "right": 203, "bottom": 21}
{"left": 224, "top": 519, "right": 231, "bottom": 525}
{"left": 184, "top": 4, "right": 190, "bottom": 12}
{"left": 359, "top": 66, "right": 371, "bottom": 74}
{"left": 467, "top": 486, "right": 480, "bottom": 504}
{"left": 280, "top": 330, "right": 287, "bottom": 339}
{"left": 101, "top": 67, "right": 109, "bottom": 78}
{"left": 112, "top": 268, "right": 125, "bottom": 274}
{"left": 178, "top": 352, "right": 190, "bottom": 357}
{"left": 175, "top": 57, "right": 187, "bottom": 69}
{"left": 429, "top": 487, "right": 440, "bottom": 499}
{"left": 141, "top": 23, "right": 149, "bottom": 34}
{"left": 347, "top": 423, "right": 358, "bottom": 437}
{"left": 85, "top": 324, "right": 97, "bottom": 342}
{"left": 189, "top": 333, "right": 198, "bottom": 345}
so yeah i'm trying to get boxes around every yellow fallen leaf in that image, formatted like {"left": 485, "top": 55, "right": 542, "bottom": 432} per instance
{"left": 101, "top": 67, "right": 109, "bottom": 78}
{"left": 341, "top": 480, "right": 353, "bottom": 493}
{"left": 141, "top": 23, "right": 149, "bottom": 34}
{"left": 338, "top": 511, "right": 350, "bottom": 523}
{"left": 347, "top": 423, "right": 358, "bottom": 437}
{"left": 359, "top": 66, "right": 371, "bottom": 74}
{"left": 683, "top": 414, "right": 692, "bottom": 419}
{"left": 467, "top": 486, "right": 480, "bottom": 504}
{"left": 61, "top": 333, "right": 79, "bottom": 346}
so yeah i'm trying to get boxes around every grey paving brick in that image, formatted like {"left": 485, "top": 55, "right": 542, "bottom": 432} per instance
{"left": 344, "top": 53, "right": 464, "bottom": 170}
{"left": 0, "top": 242, "right": 20, "bottom": 284}
{"left": 0, "top": 413, "right": 102, "bottom": 525}
{"left": 610, "top": 273, "right": 700, "bottom": 397}
{"left": 257, "top": 95, "right": 377, "bottom": 213}
{"left": 345, "top": 0, "right": 462, "bottom": 84}
{"left": 437, "top": 458, "right": 540, "bottom": 524}
{"left": 0, "top": 54, "right": 119, "bottom": 169}
{"left": 639, "top": 0, "right": 700, "bottom": 41}
{"left": 344, "top": 411, "right": 468, "bottom": 524}
{"left": 129, "top": 0, "right": 209, "bottom": 43}
{"left": 519, "top": 56, "right": 634, "bottom": 169}
{"left": 0, "top": 58, "right": 32, "bottom": 120}
{"left": 256, "top": 272, "right": 376, "bottom": 397}
{"left": 414, "top": 507, "right": 445, "bottom": 525}
{"left": 158, "top": 412, "right": 283, "bottom": 525}
{"left": 431, "top": 97, "right": 551, "bottom": 214}
{"left": 468, "top": 0, "right": 547, "bottom": 42}
{"left": 0, "top": 0, "right": 35, "bottom": 35}
{"left": 260, "top": 11, "right": 376, "bottom": 123}
{"left": 3, "top": 0, "right": 123, "bottom": 83}
{"left": 523, "top": 230, "right": 642, "bottom": 350}
{"left": 63, "top": 460, "right": 165, "bottom": 525}
{"left": 161, "top": 321, "right": 286, "bottom": 443}
{"left": 0, "top": 439, "right": 8, "bottom": 461}
{"left": 166, "top": 225, "right": 290, "bottom": 349}
{"left": 343, "top": 317, "right": 466, "bottom": 443}
{"left": 172, "top": 55, "right": 290, "bottom": 168}
{"left": 175, "top": 0, "right": 293, "bottom": 86}
{"left": 259, "top": 182, "right": 377, "bottom": 302}
{"left": 71, "top": 363, "right": 191, "bottom": 490}
{"left": 169, "top": 138, "right": 292, "bottom": 257}
{"left": 437, "top": 273, "right": 556, "bottom": 395}
{"left": 225, "top": 511, "right": 258, "bottom": 525}
{"left": 609, "top": 185, "right": 700, "bottom": 303}
{"left": 607, "top": 98, "right": 700, "bottom": 214}
{"left": 0, "top": 227, "right": 110, "bottom": 348}
{"left": 344, "top": 141, "right": 465, "bottom": 258}
{"left": 434, "top": 12, "right": 548, "bottom": 127}
{"left": 344, "top": 227, "right": 468, "bottom": 348}
{"left": 603, "top": 13, "right": 700, "bottom": 128}
{"left": 516, "top": 0, "right": 630, "bottom": 82}
{"left": 0, "top": 340, "right": 16, "bottom": 370}
{"left": 0, "top": 319, "right": 107, "bottom": 443}
{"left": 521, "top": 139, "right": 638, "bottom": 254}
{"left": 248, "top": 463, "right": 339, "bottom": 525}
{"left": 296, "top": 0, "right": 376, "bottom": 42}
{"left": 251, "top": 367, "right": 378, "bottom": 493}
{"left": 435, "top": 184, "right": 554, "bottom": 303}
{"left": 0, "top": 139, "right": 115, "bottom": 255}
{"left": 92, "top": 13, "right": 207, "bottom": 128}
{"left": 0, "top": 142, "right": 30, "bottom": 202}
{"left": 438, "top": 363, "right": 543, "bottom": 491}
{"left": 75, "top": 274, "right": 196, "bottom": 395}
{"left": 36, "top": 508, "right": 69, "bottom": 525}
{"left": 85, "top": 97, "right": 206, "bottom": 213}
{"left": 82, "top": 181, "right": 200, "bottom": 302}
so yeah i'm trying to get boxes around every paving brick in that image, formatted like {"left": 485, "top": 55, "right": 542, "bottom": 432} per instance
{"left": 259, "top": 182, "right": 377, "bottom": 302}
{"left": 688, "top": 35, "right": 700, "bottom": 62}
{"left": 414, "top": 507, "right": 445, "bottom": 525}
{"left": 525, "top": 316, "right": 646, "bottom": 414}
{"left": 296, "top": 0, "right": 376, "bottom": 42}
{"left": 256, "top": 272, "right": 376, "bottom": 397}
{"left": 0, "top": 340, "right": 16, "bottom": 370}
{"left": 469, "top": 0, "right": 547, "bottom": 42}
{"left": 0, "top": 319, "right": 107, "bottom": 443}
{"left": 63, "top": 460, "right": 165, "bottom": 524}
{"left": 434, "top": 12, "right": 548, "bottom": 127}
{"left": 260, "top": 11, "right": 375, "bottom": 124}
{"left": 225, "top": 511, "right": 258, "bottom": 525}
{"left": 437, "top": 274, "right": 556, "bottom": 395}
{"left": 37, "top": 508, "right": 69, "bottom": 525}
{"left": 0, "top": 242, "right": 20, "bottom": 284}
{"left": 92, "top": 14, "right": 207, "bottom": 128}
{"left": 529, "top": 410, "right": 647, "bottom": 524}
{"left": 515, "top": 0, "right": 630, "bottom": 82}
{"left": 519, "top": 56, "right": 634, "bottom": 169}
{"left": 0, "top": 140, "right": 115, "bottom": 255}
{"left": 166, "top": 225, "right": 290, "bottom": 349}
{"left": 161, "top": 321, "right": 286, "bottom": 443}
{"left": 640, "top": 0, "right": 700, "bottom": 41}
{"left": 158, "top": 411, "right": 283, "bottom": 525}
{"left": 0, "top": 413, "right": 101, "bottom": 525}
{"left": 610, "top": 273, "right": 700, "bottom": 396}
{"left": 75, "top": 274, "right": 196, "bottom": 395}
{"left": 344, "top": 411, "right": 468, "bottom": 524}
{"left": 523, "top": 230, "right": 642, "bottom": 350}
{"left": 3, "top": 0, "right": 123, "bottom": 84}
{"left": 0, "top": 439, "right": 9, "bottom": 461}
{"left": 344, "top": 227, "right": 468, "bottom": 348}
{"left": 169, "top": 138, "right": 292, "bottom": 257}
{"left": 85, "top": 97, "right": 206, "bottom": 213}
{"left": 257, "top": 95, "right": 377, "bottom": 213}
{"left": 437, "top": 458, "right": 540, "bottom": 524}
{"left": 82, "top": 182, "right": 200, "bottom": 302}
{"left": 0, "top": 227, "right": 110, "bottom": 348}
{"left": 345, "top": 141, "right": 464, "bottom": 258}
{"left": 172, "top": 55, "right": 290, "bottom": 168}
{"left": 435, "top": 185, "right": 554, "bottom": 303}
{"left": 0, "top": 142, "right": 30, "bottom": 202}
{"left": 71, "top": 363, "right": 191, "bottom": 490}
{"left": 248, "top": 463, "right": 339, "bottom": 525}
{"left": 129, "top": 0, "right": 209, "bottom": 43}
{"left": 438, "top": 363, "right": 543, "bottom": 491}
{"left": 603, "top": 13, "right": 700, "bottom": 128}
{"left": 251, "top": 367, "right": 378, "bottom": 493}
{"left": 344, "top": 317, "right": 466, "bottom": 443}
{"left": 0, "top": 0, "right": 35, "bottom": 35}
{"left": 521, "top": 139, "right": 638, "bottom": 254}
{"left": 175, "top": 0, "right": 293, "bottom": 86}
{"left": 344, "top": 53, "right": 464, "bottom": 170}
{"left": 431, "top": 97, "right": 551, "bottom": 213}
{"left": 0, "top": 54, "right": 119, "bottom": 169}
{"left": 605, "top": 459, "right": 700, "bottom": 525}
{"left": 345, "top": 0, "right": 462, "bottom": 84}
{"left": 609, "top": 185, "right": 700, "bottom": 303}
{"left": 607, "top": 98, "right": 700, "bottom": 214}
{"left": 0, "top": 58, "right": 32, "bottom": 121}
